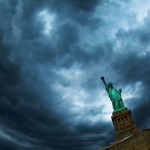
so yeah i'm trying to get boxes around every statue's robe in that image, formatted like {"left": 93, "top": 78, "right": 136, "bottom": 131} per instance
{"left": 105, "top": 85, "right": 125, "bottom": 111}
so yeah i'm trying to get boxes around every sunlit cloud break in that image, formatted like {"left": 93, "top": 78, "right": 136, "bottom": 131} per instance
{"left": 38, "top": 9, "right": 55, "bottom": 35}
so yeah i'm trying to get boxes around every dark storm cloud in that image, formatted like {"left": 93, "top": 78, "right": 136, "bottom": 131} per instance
{"left": 0, "top": 0, "right": 107, "bottom": 150}
{"left": 0, "top": 0, "right": 150, "bottom": 150}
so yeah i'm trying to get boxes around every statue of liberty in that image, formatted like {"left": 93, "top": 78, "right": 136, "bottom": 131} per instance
{"left": 101, "top": 76, "right": 126, "bottom": 112}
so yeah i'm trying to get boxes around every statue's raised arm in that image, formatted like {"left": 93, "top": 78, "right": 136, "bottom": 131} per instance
{"left": 101, "top": 76, "right": 107, "bottom": 87}
{"left": 100, "top": 76, "right": 126, "bottom": 112}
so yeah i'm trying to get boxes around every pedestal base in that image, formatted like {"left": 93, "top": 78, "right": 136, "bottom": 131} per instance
{"left": 111, "top": 108, "right": 140, "bottom": 141}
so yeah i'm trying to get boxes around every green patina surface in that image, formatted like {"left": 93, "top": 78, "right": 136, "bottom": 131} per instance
{"left": 101, "top": 77, "right": 126, "bottom": 112}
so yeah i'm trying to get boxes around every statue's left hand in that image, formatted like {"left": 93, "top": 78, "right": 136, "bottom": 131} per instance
{"left": 118, "top": 89, "right": 122, "bottom": 93}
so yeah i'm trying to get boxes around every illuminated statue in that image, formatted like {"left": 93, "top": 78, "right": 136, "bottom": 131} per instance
{"left": 101, "top": 76, "right": 126, "bottom": 112}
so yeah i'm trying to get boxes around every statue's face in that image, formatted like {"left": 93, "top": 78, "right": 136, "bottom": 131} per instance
{"left": 108, "top": 83, "right": 113, "bottom": 88}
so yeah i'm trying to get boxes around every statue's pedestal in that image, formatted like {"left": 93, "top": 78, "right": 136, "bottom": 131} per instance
{"left": 111, "top": 108, "right": 140, "bottom": 141}
{"left": 99, "top": 109, "right": 150, "bottom": 150}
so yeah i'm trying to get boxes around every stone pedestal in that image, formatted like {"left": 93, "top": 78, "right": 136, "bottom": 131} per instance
{"left": 98, "top": 108, "right": 150, "bottom": 150}
{"left": 111, "top": 108, "right": 140, "bottom": 141}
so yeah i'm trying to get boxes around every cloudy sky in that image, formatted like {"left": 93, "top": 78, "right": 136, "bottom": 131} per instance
{"left": 0, "top": 0, "right": 150, "bottom": 150}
